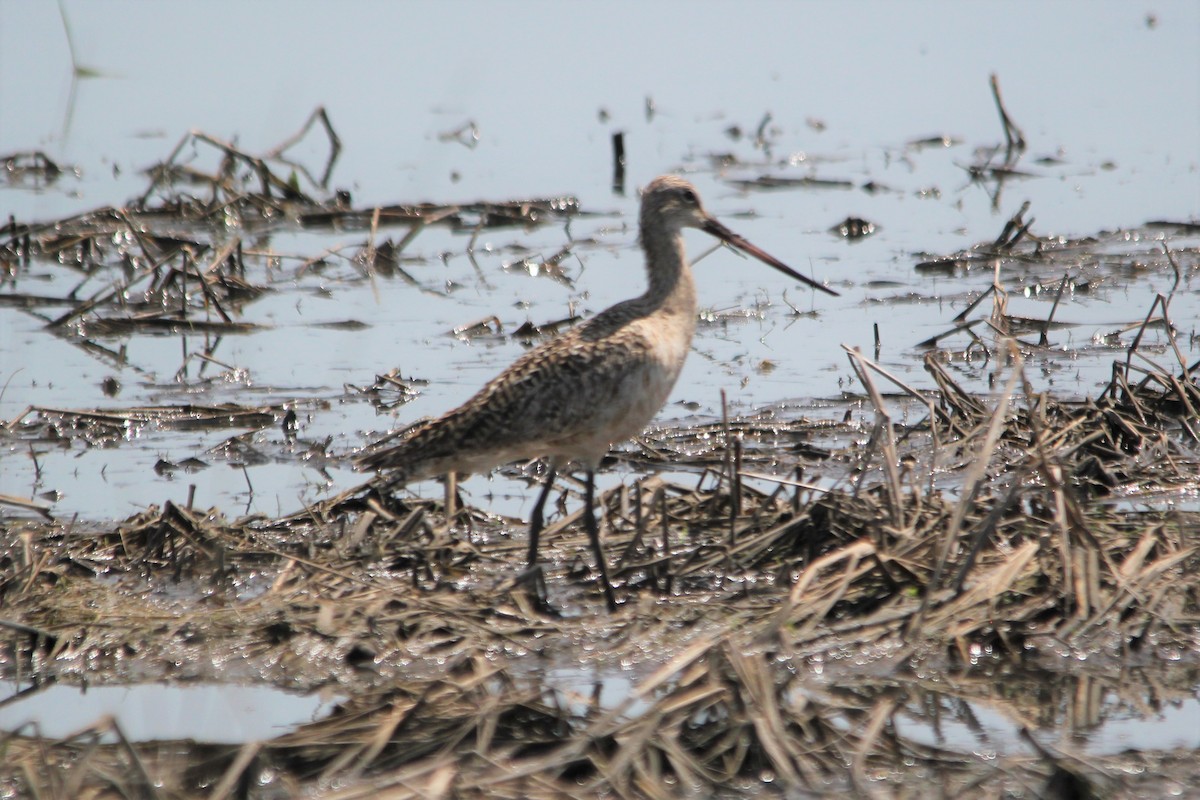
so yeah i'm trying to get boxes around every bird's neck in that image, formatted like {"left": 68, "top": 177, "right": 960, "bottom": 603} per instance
{"left": 638, "top": 223, "right": 697, "bottom": 317}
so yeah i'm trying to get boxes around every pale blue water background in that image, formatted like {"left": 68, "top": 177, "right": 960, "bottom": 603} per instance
{"left": 1, "top": 0, "right": 1199, "bottom": 772}
{"left": 3, "top": 1, "right": 1196, "bottom": 520}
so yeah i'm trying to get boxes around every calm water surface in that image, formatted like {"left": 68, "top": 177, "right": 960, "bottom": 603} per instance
{"left": 2, "top": 0, "right": 1197, "bottom": 518}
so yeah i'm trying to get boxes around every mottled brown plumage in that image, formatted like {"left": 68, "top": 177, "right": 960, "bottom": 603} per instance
{"left": 356, "top": 175, "right": 836, "bottom": 610}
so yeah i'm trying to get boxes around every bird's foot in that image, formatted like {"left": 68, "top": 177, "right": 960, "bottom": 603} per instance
{"left": 515, "top": 565, "right": 561, "bottom": 618}
{"left": 599, "top": 580, "right": 620, "bottom": 614}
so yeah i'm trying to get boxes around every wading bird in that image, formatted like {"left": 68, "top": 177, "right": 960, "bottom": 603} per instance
{"left": 356, "top": 175, "right": 837, "bottom": 610}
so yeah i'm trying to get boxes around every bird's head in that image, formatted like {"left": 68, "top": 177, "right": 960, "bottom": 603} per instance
{"left": 639, "top": 175, "right": 709, "bottom": 234}
{"left": 637, "top": 174, "right": 839, "bottom": 297}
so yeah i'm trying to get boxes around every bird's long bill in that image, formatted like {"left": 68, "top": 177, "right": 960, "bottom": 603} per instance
{"left": 702, "top": 217, "right": 839, "bottom": 297}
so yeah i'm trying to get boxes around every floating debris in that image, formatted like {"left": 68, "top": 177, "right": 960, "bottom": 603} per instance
{"left": 2, "top": 104, "right": 1199, "bottom": 799}
{"left": 831, "top": 216, "right": 877, "bottom": 239}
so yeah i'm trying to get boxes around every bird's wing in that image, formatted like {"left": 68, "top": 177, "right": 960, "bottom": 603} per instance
{"left": 442, "top": 333, "right": 657, "bottom": 453}
{"left": 356, "top": 329, "right": 657, "bottom": 478}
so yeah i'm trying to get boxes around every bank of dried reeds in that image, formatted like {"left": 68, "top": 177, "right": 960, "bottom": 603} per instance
{"left": 3, "top": 113, "right": 1199, "bottom": 798}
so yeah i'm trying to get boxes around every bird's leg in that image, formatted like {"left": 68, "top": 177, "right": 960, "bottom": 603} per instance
{"left": 584, "top": 470, "right": 620, "bottom": 612}
{"left": 527, "top": 465, "right": 557, "bottom": 568}
{"left": 520, "top": 465, "right": 558, "bottom": 614}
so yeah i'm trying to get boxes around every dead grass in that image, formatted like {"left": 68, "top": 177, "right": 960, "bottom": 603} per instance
{"left": 3, "top": 336, "right": 1198, "bottom": 797}
{"left": 2, "top": 112, "right": 1200, "bottom": 798}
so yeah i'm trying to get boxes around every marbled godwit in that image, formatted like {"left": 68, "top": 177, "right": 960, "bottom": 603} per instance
{"left": 356, "top": 175, "right": 837, "bottom": 610}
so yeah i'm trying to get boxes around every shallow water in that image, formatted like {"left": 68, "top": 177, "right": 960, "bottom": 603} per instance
{"left": 0, "top": 681, "right": 340, "bottom": 744}
{"left": 3, "top": 2, "right": 1198, "bottom": 519}
{"left": 3, "top": 656, "right": 1194, "bottom": 761}
{"left": 1, "top": 4, "right": 1198, "bottom": 788}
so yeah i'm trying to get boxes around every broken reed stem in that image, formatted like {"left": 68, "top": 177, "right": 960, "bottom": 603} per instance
{"left": 730, "top": 437, "right": 743, "bottom": 549}
{"left": 989, "top": 259, "right": 1010, "bottom": 334}
{"left": 1020, "top": 363, "right": 1129, "bottom": 625}
{"left": 362, "top": 205, "right": 386, "bottom": 305}
{"left": 851, "top": 696, "right": 900, "bottom": 800}
{"left": 46, "top": 255, "right": 165, "bottom": 328}
{"left": 262, "top": 105, "right": 342, "bottom": 187}
{"left": 631, "top": 476, "right": 643, "bottom": 549}
{"left": 207, "top": 741, "right": 263, "bottom": 800}
{"left": 187, "top": 245, "right": 233, "bottom": 323}
{"left": 950, "top": 476, "right": 1024, "bottom": 592}
{"left": 914, "top": 341, "right": 1024, "bottom": 631}
{"left": 719, "top": 388, "right": 742, "bottom": 523}
{"left": 721, "top": 388, "right": 734, "bottom": 584}
{"left": 1153, "top": 284, "right": 1192, "bottom": 378}
{"left": 838, "top": 343, "right": 950, "bottom": 432}
{"left": 1040, "top": 272, "right": 1070, "bottom": 346}
{"left": 1162, "top": 242, "right": 1182, "bottom": 299}
{"left": 611, "top": 131, "right": 626, "bottom": 195}
{"left": 179, "top": 249, "right": 189, "bottom": 320}
{"left": 993, "top": 201, "right": 1032, "bottom": 250}
{"left": 660, "top": 487, "right": 672, "bottom": 595}
{"left": 843, "top": 347, "right": 904, "bottom": 529}
{"left": 916, "top": 318, "right": 984, "bottom": 349}
{"left": 1124, "top": 294, "right": 1168, "bottom": 376}
{"left": 108, "top": 718, "right": 165, "bottom": 800}
{"left": 990, "top": 73, "right": 1026, "bottom": 158}
{"left": 442, "top": 472, "right": 458, "bottom": 522}
{"left": 1020, "top": 381, "right": 1084, "bottom": 618}
{"left": 793, "top": 465, "right": 804, "bottom": 514}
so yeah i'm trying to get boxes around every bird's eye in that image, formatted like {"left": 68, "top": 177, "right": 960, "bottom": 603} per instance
{"left": 681, "top": 189, "right": 697, "bottom": 204}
